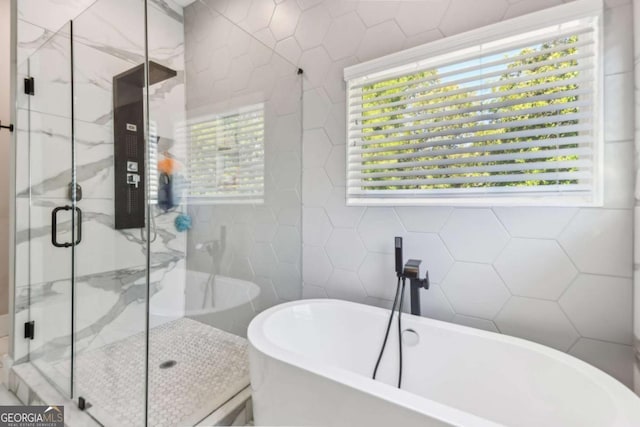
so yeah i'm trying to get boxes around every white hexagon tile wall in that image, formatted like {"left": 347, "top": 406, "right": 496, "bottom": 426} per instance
{"left": 185, "top": 0, "right": 635, "bottom": 387}
{"left": 184, "top": 0, "right": 305, "bottom": 317}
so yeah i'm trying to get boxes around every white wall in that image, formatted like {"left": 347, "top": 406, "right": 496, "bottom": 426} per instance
{"left": 201, "top": 0, "right": 635, "bottom": 387}
{"left": 0, "top": 0, "right": 12, "bottom": 319}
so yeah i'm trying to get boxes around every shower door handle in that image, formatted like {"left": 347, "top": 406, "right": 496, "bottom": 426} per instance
{"left": 74, "top": 207, "right": 82, "bottom": 245}
{"left": 52, "top": 206, "right": 72, "bottom": 248}
{"left": 51, "top": 205, "right": 82, "bottom": 248}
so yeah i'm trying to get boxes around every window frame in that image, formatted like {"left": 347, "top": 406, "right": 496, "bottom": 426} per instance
{"left": 343, "top": 0, "right": 604, "bottom": 207}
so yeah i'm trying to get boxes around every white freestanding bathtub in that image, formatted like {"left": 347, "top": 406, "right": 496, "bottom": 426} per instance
{"left": 248, "top": 299, "right": 640, "bottom": 427}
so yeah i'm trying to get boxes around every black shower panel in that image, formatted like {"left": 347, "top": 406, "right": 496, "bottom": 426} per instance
{"left": 113, "top": 61, "right": 176, "bottom": 230}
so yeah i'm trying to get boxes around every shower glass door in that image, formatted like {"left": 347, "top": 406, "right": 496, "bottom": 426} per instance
{"left": 21, "top": 21, "right": 76, "bottom": 398}
{"left": 69, "top": 1, "right": 148, "bottom": 425}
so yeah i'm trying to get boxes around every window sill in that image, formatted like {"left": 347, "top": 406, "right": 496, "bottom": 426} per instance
{"left": 346, "top": 195, "right": 603, "bottom": 208}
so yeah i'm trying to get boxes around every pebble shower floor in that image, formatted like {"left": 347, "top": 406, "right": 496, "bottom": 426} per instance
{"left": 57, "top": 318, "right": 249, "bottom": 426}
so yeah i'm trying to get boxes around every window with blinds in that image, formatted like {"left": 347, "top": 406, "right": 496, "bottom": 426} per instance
{"left": 344, "top": 2, "right": 602, "bottom": 206}
{"left": 186, "top": 104, "right": 265, "bottom": 204}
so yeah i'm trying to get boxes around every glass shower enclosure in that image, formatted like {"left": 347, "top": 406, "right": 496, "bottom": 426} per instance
{"left": 13, "top": 0, "right": 302, "bottom": 425}
{"left": 15, "top": 21, "right": 76, "bottom": 399}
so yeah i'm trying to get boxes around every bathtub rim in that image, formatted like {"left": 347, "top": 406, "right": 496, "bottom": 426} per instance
{"left": 248, "top": 298, "right": 640, "bottom": 427}
{"left": 184, "top": 274, "right": 261, "bottom": 317}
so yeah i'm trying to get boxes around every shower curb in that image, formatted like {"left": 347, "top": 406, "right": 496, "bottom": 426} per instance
{"left": 196, "top": 386, "right": 253, "bottom": 426}
{"left": 9, "top": 363, "right": 100, "bottom": 427}
{"left": 7, "top": 363, "right": 254, "bottom": 426}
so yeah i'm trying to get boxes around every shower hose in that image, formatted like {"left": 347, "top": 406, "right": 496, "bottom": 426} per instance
{"left": 372, "top": 277, "right": 406, "bottom": 389}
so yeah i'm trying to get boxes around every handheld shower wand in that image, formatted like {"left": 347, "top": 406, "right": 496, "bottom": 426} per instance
{"left": 373, "top": 237, "right": 404, "bottom": 386}
{"left": 373, "top": 237, "right": 430, "bottom": 389}
{"left": 395, "top": 237, "right": 403, "bottom": 277}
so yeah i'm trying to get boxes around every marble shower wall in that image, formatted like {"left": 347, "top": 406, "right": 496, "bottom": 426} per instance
{"left": 14, "top": 0, "right": 188, "bottom": 373}
{"left": 184, "top": 2, "right": 303, "bottom": 314}
{"left": 194, "top": 0, "right": 636, "bottom": 387}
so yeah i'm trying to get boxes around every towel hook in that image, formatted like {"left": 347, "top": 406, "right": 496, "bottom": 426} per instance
{"left": 0, "top": 120, "right": 13, "bottom": 132}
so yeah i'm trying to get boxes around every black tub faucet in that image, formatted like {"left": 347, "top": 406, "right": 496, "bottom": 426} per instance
{"left": 395, "top": 236, "right": 430, "bottom": 316}
{"left": 402, "top": 259, "right": 429, "bottom": 316}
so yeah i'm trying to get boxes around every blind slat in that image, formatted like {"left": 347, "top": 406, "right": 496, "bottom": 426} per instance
{"left": 350, "top": 25, "right": 594, "bottom": 89}
{"left": 349, "top": 147, "right": 592, "bottom": 172}
{"left": 350, "top": 66, "right": 592, "bottom": 116}
{"left": 353, "top": 39, "right": 593, "bottom": 99}
{"left": 351, "top": 87, "right": 591, "bottom": 124}
{"left": 350, "top": 56, "right": 592, "bottom": 110}
{"left": 353, "top": 136, "right": 591, "bottom": 164}
{"left": 350, "top": 159, "right": 590, "bottom": 180}
{"left": 349, "top": 183, "right": 591, "bottom": 195}
{"left": 351, "top": 100, "right": 590, "bottom": 130}
{"left": 351, "top": 111, "right": 589, "bottom": 140}
{"left": 348, "top": 171, "right": 589, "bottom": 188}
{"left": 352, "top": 123, "right": 591, "bottom": 154}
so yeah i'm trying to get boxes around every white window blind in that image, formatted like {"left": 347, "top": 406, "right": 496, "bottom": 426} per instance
{"left": 186, "top": 104, "right": 265, "bottom": 204}
{"left": 148, "top": 120, "right": 158, "bottom": 203}
{"left": 344, "top": 1, "right": 602, "bottom": 206}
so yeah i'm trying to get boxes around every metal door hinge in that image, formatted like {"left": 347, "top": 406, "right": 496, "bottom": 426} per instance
{"left": 24, "top": 77, "right": 34, "bottom": 96}
{"left": 78, "top": 397, "right": 89, "bottom": 410}
{"left": 24, "top": 321, "right": 34, "bottom": 340}
{"left": 0, "top": 120, "right": 13, "bottom": 132}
